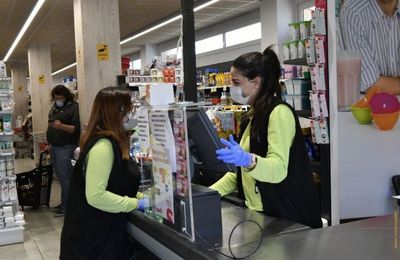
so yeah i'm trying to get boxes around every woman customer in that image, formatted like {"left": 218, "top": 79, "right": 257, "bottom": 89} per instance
{"left": 60, "top": 87, "right": 147, "bottom": 260}
{"left": 47, "top": 85, "right": 80, "bottom": 217}
{"left": 211, "top": 46, "right": 322, "bottom": 228}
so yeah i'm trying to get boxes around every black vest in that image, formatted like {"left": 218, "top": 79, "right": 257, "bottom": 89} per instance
{"left": 237, "top": 98, "right": 322, "bottom": 228}
{"left": 60, "top": 137, "right": 141, "bottom": 259}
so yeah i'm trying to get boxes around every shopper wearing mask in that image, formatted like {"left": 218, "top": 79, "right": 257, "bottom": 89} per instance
{"left": 60, "top": 87, "right": 147, "bottom": 260}
{"left": 47, "top": 85, "right": 80, "bottom": 217}
{"left": 210, "top": 46, "right": 322, "bottom": 228}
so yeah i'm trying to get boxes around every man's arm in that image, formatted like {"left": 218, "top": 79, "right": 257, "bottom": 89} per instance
{"left": 370, "top": 77, "right": 400, "bottom": 95}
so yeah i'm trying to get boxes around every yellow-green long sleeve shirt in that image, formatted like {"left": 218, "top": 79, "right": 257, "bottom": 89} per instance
{"left": 210, "top": 104, "right": 296, "bottom": 211}
{"left": 85, "top": 138, "right": 140, "bottom": 213}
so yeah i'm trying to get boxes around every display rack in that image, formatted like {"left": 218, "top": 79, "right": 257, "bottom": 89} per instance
{"left": 282, "top": 0, "right": 331, "bottom": 224}
{"left": 0, "top": 75, "right": 25, "bottom": 245}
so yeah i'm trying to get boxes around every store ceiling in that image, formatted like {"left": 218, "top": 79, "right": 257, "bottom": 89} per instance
{"left": 0, "top": 0, "right": 260, "bottom": 73}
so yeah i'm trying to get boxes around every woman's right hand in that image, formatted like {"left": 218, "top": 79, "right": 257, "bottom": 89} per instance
{"left": 137, "top": 198, "right": 149, "bottom": 212}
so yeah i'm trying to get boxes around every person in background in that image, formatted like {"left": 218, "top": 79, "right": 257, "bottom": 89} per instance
{"left": 47, "top": 85, "right": 80, "bottom": 217}
{"left": 60, "top": 87, "right": 147, "bottom": 260}
{"left": 210, "top": 46, "right": 322, "bottom": 228}
{"left": 340, "top": 0, "right": 400, "bottom": 94}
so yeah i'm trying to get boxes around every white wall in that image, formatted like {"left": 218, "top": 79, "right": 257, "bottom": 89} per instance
{"left": 260, "top": 0, "right": 297, "bottom": 59}
{"left": 129, "top": 52, "right": 140, "bottom": 61}
{"left": 196, "top": 40, "right": 261, "bottom": 67}
{"left": 157, "top": 10, "right": 261, "bottom": 67}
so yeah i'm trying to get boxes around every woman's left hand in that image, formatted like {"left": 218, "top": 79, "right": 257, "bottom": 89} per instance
{"left": 216, "top": 135, "right": 252, "bottom": 167}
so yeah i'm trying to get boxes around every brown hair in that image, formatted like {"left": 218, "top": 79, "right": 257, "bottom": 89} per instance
{"left": 80, "top": 87, "right": 132, "bottom": 160}
{"left": 51, "top": 85, "right": 74, "bottom": 103}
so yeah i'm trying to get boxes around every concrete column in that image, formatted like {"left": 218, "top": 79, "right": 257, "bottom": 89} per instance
{"left": 140, "top": 44, "right": 158, "bottom": 68}
{"left": 27, "top": 44, "right": 53, "bottom": 133}
{"left": 260, "top": 0, "right": 295, "bottom": 59}
{"left": 11, "top": 63, "right": 29, "bottom": 126}
{"left": 73, "top": 0, "right": 122, "bottom": 125}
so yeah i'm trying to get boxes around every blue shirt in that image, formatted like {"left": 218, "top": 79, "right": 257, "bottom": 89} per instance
{"left": 340, "top": 0, "right": 400, "bottom": 91}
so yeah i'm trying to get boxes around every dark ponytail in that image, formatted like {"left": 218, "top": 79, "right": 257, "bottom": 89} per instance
{"left": 232, "top": 45, "right": 282, "bottom": 136}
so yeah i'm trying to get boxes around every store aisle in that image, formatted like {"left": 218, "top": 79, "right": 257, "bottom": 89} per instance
{"left": 0, "top": 158, "right": 63, "bottom": 260}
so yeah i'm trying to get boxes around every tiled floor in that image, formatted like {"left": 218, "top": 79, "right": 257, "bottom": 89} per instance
{"left": 0, "top": 158, "right": 63, "bottom": 260}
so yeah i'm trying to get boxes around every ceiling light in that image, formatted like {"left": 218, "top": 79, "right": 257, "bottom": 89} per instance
{"left": 51, "top": 62, "right": 77, "bottom": 76}
{"left": 194, "top": 0, "right": 220, "bottom": 12}
{"left": 120, "top": 0, "right": 220, "bottom": 45}
{"left": 3, "top": 0, "right": 46, "bottom": 62}
{"left": 52, "top": 0, "right": 220, "bottom": 74}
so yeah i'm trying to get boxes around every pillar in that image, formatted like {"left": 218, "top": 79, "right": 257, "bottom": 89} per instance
{"left": 181, "top": 0, "right": 197, "bottom": 102}
{"left": 27, "top": 44, "right": 53, "bottom": 133}
{"left": 11, "top": 63, "right": 29, "bottom": 126}
{"left": 73, "top": 0, "right": 122, "bottom": 125}
{"left": 260, "top": 0, "right": 295, "bottom": 59}
{"left": 140, "top": 44, "right": 158, "bottom": 69}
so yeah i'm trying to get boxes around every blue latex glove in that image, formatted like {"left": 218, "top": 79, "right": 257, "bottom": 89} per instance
{"left": 137, "top": 198, "right": 149, "bottom": 212}
{"left": 216, "top": 135, "right": 252, "bottom": 167}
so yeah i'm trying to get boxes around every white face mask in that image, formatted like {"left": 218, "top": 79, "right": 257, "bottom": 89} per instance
{"left": 123, "top": 112, "right": 138, "bottom": 131}
{"left": 55, "top": 100, "right": 64, "bottom": 108}
{"left": 230, "top": 86, "right": 249, "bottom": 104}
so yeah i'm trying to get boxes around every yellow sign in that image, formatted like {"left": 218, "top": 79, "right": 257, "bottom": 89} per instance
{"left": 38, "top": 75, "right": 45, "bottom": 84}
{"left": 97, "top": 44, "right": 109, "bottom": 61}
{"left": 18, "top": 85, "right": 23, "bottom": 93}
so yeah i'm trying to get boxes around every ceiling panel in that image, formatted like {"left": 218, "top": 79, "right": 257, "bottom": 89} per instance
{"left": 0, "top": 0, "right": 36, "bottom": 59}
{"left": 0, "top": 0, "right": 260, "bottom": 73}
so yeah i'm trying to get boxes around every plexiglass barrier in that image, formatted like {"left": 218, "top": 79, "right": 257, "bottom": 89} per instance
{"left": 135, "top": 105, "right": 195, "bottom": 242}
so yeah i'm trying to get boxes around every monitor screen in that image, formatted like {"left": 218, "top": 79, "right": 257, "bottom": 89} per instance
{"left": 186, "top": 107, "right": 237, "bottom": 185}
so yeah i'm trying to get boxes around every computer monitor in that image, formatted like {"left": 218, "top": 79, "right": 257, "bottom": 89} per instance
{"left": 185, "top": 107, "right": 237, "bottom": 185}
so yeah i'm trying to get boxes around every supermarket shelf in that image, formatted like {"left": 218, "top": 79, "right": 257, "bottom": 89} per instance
{"left": 281, "top": 77, "right": 311, "bottom": 82}
{"left": 283, "top": 58, "right": 308, "bottom": 66}
{"left": 0, "top": 132, "right": 13, "bottom": 136}
{"left": 1, "top": 200, "right": 19, "bottom": 206}
{"left": 0, "top": 150, "right": 15, "bottom": 157}
{"left": 197, "top": 85, "right": 231, "bottom": 90}
{"left": 0, "top": 110, "right": 14, "bottom": 115}
{"left": 0, "top": 91, "right": 13, "bottom": 97}
{"left": 0, "top": 226, "right": 24, "bottom": 246}
{"left": 0, "top": 77, "right": 12, "bottom": 81}
{"left": 128, "top": 83, "right": 176, "bottom": 86}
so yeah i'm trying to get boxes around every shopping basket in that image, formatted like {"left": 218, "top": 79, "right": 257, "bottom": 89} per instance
{"left": 16, "top": 151, "right": 53, "bottom": 210}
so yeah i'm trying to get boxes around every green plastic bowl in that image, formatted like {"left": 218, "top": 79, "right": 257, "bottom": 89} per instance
{"left": 351, "top": 105, "right": 372, "bottom": 124}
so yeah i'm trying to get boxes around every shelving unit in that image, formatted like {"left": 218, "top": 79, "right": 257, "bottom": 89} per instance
{"left": 283, "top": 58, "right": 308, "bottom": 66}
{"left": 282, "top": 0, "right": 331, "bottom": 225}
{"left": 0, "top": 75, "right": 25, "bottom": 245}
{"left": 197, "top": 85, "right": 230, "bottom": 91}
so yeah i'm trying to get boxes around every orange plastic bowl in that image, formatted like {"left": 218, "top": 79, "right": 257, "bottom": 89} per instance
{"left": 372, "top": 111, "right": 400, "bottom": 131}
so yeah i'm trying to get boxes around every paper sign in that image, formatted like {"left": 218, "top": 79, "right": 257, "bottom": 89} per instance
{"left": 150, "top": 111, "right": 177, "bottom": 172}
{"left": 149, "top": 84, "right": 174, "bottom": 106}
{"left": 152, "top": 148, "right": 175, "bottom": 224}
{"left": 136, "top": 108, "right": 150, "bottom": 153}
{"left": 38, "top": 75, "right": 45, "bottom": 84}
{"left": 97, "top": 44, "right": 109, "bottom": 61}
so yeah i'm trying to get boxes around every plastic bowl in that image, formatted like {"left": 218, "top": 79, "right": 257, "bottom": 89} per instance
{"left": 351, "top": 106, "right": 372, "bottom": 124}
{"left": 370, "top": 92, "right": 400, "bottom": 114}
{"left": 372, "top": 111, "right": 400, "bottom": 131}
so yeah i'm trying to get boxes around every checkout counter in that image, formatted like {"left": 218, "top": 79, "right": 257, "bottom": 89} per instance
{"left": 131, "top": 105, "right": 400, "bottom": 259}
{"left": 127, "top": 200, "right": 400, "bottom": 260}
